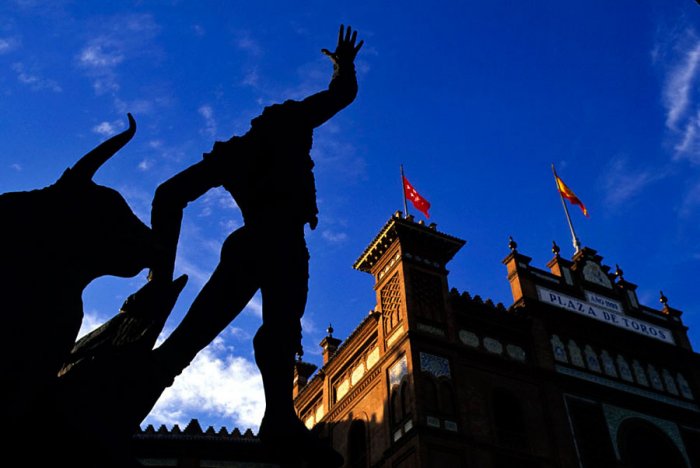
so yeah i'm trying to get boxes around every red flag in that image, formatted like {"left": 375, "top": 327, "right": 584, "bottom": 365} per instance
{"left": 554, "top": 174, "right": 589, "bottom": 217}
{"left": 403, "top": 175, "right": 431, "bottom": 218}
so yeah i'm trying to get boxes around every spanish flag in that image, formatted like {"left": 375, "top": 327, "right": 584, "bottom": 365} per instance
{"left": 554, "top": 173, "right": 589, "bottom": 217}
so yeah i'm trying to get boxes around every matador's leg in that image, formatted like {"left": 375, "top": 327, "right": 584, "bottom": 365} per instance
{"left": 253, "top": 224, "right": 308, "bottom": 423}
{"left": 154, "top": 226, "right": 259, "bottom": 378}
{"left": 253, "top": 223, "right": 343, "bottom": 467}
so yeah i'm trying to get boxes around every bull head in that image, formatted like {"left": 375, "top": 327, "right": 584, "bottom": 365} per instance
{"left": 50, "top": 113, "right": 154, "bottom": 279}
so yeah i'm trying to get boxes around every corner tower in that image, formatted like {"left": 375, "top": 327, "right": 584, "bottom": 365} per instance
{"left": 353, "top": 211, "right": 466, "bottom": 351}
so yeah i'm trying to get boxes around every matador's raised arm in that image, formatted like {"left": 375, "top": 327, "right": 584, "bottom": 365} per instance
{"left": 301, "top": 24, "right": 364, "bottom": 128}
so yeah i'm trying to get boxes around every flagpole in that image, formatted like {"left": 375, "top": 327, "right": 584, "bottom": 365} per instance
{"left": 551, "top": 164, "right": 582, "bottom": 253}
{"left": 400, "top": 164, "right": 409, "bottom": 217}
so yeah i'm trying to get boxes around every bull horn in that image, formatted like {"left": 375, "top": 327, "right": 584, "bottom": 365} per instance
{"left": 71, "top": 113, "right": 136, "bottom": 180}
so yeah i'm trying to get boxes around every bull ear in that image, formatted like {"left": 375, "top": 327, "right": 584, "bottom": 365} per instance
{"left": 71, "top": 113, "right": 136, "bottom": 181}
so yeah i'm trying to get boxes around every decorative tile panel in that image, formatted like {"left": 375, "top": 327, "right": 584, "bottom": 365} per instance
{"left": 600, "top": 350, "right": 618, "bottom": 378}
{"left": 617, "top": 355, "right": 633, "bottom": 382}
{"left": 584, "top": 345, "right": 601, "bottom": 373}
{"left": 386, "top": 325, "right": 404, "bottom": 348}
{"left": 483, "top": 337, "right": 503, "bottom": 355}
{"left": 568, "top": 340, "right": 584, "bottom": 367}
{"left": 459, "top": 329, "right": 480, "bottom": 348}
{"left": 366, "top": 347, "right": 380, "bottom": 370}
{"left": 444, "top": 420, "right": 458, "bottom": 432}
{"left": 506, "top": 344, "right": 526, "bottom": 362}
{"left": 632, "top": 360, "right": 649, "bottom": 387}
{"left": 336, "top": 378, "right": 350, "bottom": 401}
{"left": 647, "top": 364, "right": 664, "bottom": 391}
{"left": 662, "top": 369, "right": 679, "bottom": 396}
{"left": 417, "top": 322, "right": 446, "bottom": 336}
{"left": 315, "top": 404, "right": 325, "bottom": 422}
{"left": 582, "top": 261, "right": 612, "bottom": 288}
{"left": 551, "top": 335, "right": 568, "bottom": 363}
{"left": 420, "top": 352, "right": 451, "bottom": 379}
{"left": 351, "top": 363, "right": 366, "bottom": 386}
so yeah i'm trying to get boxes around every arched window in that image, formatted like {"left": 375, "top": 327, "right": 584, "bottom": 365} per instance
{"left": 392, "top": 377, "right": 412, "bottom": 425}
{"left": 617, "top": 418, "right": 686, "bottom": 468}
{"left": 491, "top": 388, "right": 527, "bottom": 449}
{"left": 347, "top": 419, "right": 368, "bottom": 468}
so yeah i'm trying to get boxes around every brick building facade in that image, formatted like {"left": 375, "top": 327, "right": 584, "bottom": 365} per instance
{"left": 134, "top": 211, "right": 700, "bottom": 467}
{"left": 291, "top": 211, "right": 700, "bottom": 467}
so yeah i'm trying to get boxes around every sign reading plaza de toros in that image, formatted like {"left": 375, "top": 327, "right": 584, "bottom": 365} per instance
{"left": 536, "top": 286, "right": 674, "bottom": 345}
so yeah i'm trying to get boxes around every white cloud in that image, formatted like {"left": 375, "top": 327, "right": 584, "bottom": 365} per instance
{"left": 663, "top": 42, "right": 700, "bottom": 129}
{"left": 79, "top": 44, "right": 124, "bottom": 68}
{"left": 77, "top": 42, "right": 123, "bottom": 94}
{"left": 92, "top": 78, "right": 119, "bottom": 94}
{"left": 198, "top": 104, "right": 217, "bottom": 137}
{"left": 235, "top": 32, "right": 263, "bottom": 57}
{"left": 92, "top": 121, "right": 117, "bottom": 136}
{"left": 198, "top": 187, "right": 238, "bottom": 218}
{"left": 0, "top": 37, "right": 19, "bottom": 54}
{"left": 244, "top": 295, "right": 262, "bottom": 319}
{"left": 10, "top": 163, "right": 21, "bottom": 171}
{"left": 229, "top": 326, "right": 253, "bottom": 341}
{"left": 220, "top": 218, "right": 242, "bottom": 232}
{"left": 11, "top": 62, "right": 62, "bottom": 92}
{"left": 301, "top": 314, "right": 319, "bottom": 336}
{"left": 241, "top": 67, "right": 260, "bottom": 87}
{"left": 76, "top": 13, "right": 160, "bottom": 96}
{"left": 138, "top": 159, "right": 153, "bottom": 171}
{"left": 601, "top": 155, "right": 666, "bottom": 207}
{"left": 199, "top": 105, "right": 213, "bottom": 119}
{"left": 321, "top": 229, "right": 348, "bottom": 244}
{"left": 659, "top": 30, "right": 700, "bottom": 162}
{"left": 144, "top": 338, "right": 265, "bottom": 431}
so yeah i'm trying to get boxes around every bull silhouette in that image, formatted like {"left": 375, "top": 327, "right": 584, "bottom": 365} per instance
{"left": 0, "top": 114, "right": 162, "bottom": 464}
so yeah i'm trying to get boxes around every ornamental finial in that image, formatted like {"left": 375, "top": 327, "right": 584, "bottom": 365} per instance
{"left": 614, "top": 264, "right": 624, "bottom": 280}
{"left": 327, "top": 323, "right": 334, "bottom": 337}
{"left": 508, "top": 236, "right": 518, "bottom": 252}
{"left": 552, "top": 240, "right": 560, "bottom": 257}
{"left": 659, "top": 290, "right": 668, "bottom": 306}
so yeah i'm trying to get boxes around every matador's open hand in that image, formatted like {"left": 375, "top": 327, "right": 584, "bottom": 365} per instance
{"left": 321, "top": 24, "right": 363, "bottom": 65}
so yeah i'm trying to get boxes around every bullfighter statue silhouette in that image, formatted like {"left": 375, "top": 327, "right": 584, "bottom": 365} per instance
{"left": 149, "top": 24, "right": 363, "bottom": 467}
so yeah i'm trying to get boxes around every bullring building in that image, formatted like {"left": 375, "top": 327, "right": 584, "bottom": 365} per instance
{"left": 134, "top": 211, "right": 700, "bottom": 468}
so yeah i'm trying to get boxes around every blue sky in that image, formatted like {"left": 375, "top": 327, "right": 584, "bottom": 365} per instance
{"left": 3, "top": 1, "right": 700, "bottom": 432}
